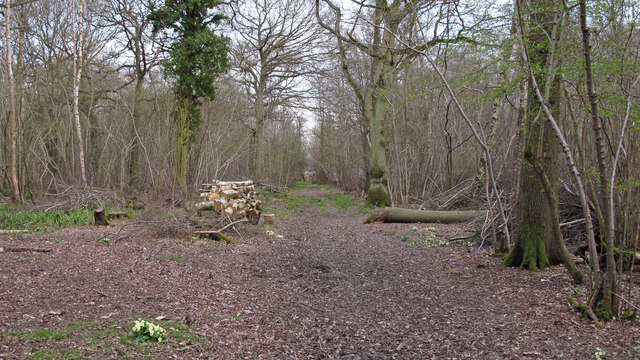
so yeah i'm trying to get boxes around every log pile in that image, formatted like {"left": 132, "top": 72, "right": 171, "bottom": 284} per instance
{"left": 195, "top": 180, "right": 262, "bottom": 223}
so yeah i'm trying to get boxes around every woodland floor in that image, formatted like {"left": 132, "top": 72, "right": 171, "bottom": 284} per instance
{"left": 0, "top": 186, "right": 639, "bottom": 359}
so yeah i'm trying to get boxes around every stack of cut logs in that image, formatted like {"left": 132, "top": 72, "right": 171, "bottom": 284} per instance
{"left": 195, "top": 180, "right": 262, "bottom": 223}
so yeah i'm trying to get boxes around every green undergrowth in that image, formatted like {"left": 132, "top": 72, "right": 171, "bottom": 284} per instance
{"left": 5, "top": 317, "right": 207, "bottom": 359}
{"left": 290, "top": 181, "right": 331, "bottom": 192}
{"left": 0, "top": 204, "right": 138, "bottom": 233}
{"left": 326, "top": 193, "right": 362, "bottom": 210}
{"left": 262, "top": 182, "right": 369, "bottom": 218}
{"left": 397, "top": 234, "right": 448, "bottom": 248}
{"left": 263, "top": 192, "right": 327, "bottom": 219}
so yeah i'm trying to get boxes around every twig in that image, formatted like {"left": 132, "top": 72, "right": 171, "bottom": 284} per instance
{"left": 217, "top": 218, "right": 248, "bottom": 233}
{"left": 612, "top": 292, "right": 640, "bottom": 312}
{"left": 560, "top": 218, "right": 586, "bottom": 228}
{"left": 1, "top": 246, "right": 52, "bottom": 253}
{"left": 0, "top": 229, "right": 29, "bottom": 234}
{"left": 93, "top": 289, "right": 108, "bottom": 297}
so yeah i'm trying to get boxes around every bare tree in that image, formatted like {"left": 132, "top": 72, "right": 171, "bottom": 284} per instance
{"left": 4, "top": 0, "right": 22, "bottom": 202}
{"left": 71, "top": 0, "right": 87, "bottom": 186}
{"left": 104, "top": 0, "right": 158, "bottom": 190}
{"left": 229, "top": 0, "right": 324, "bottom": 180}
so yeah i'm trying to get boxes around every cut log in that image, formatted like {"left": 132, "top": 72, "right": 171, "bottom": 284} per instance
{"left": 106, "top": 211, "right": 131, "bottom": 220}
{"left": 221, "top": 189, "right": 239, "bottom": 198}
{"left": 192, "top": 231, "right": 233, "bottom": 243}
{"left": 195, "top": 201, "right": 214, "bottom": 212}
{"left": 213, "top": 199, "right": 227, "bottom": 212}
{"left": 375, "top": 207, "right": 487, "bottom": 224}
{"left": 94, "top": 207, "right": 108, "bottom": 226}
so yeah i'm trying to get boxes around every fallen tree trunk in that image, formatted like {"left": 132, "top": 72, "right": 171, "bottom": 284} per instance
{"left": 371, "top": 208, "right": 487, "bottom": 224}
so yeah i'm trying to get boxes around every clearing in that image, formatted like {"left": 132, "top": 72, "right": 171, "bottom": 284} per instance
{"left": 0, "top": 185, "right": 638, "bottom": 359}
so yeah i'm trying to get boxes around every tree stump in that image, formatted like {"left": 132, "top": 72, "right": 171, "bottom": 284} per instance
{"left": 247, "top": 209, "right": 261, "bottom": 225}
{"left": 263, "top": 213, "right": 275, "bottom": 225}
{"left": 94, "top": 207, "right": 108, "bottom": 226}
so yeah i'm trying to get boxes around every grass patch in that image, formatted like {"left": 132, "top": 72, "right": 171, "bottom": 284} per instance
{"left": 262, "top": 192, "right": 327, "bottom": 219}
{"left": 0, "top": 204, "right": 138, "bottom": 232}
{"left": 5, "top": 318, "right": 208, "bottom": 358}
{"left": 326, "top": 193, "right": 362, "bottom": 210}
{"left": 162, "top": 255, "right": 188, "bottom": 262}
{"left": 10, "top": 327, "right": 69, "bottom": 341}
{"left": 290, "top": 181, "right": 331, "bottom": 192}
{"left": 27, "top": 349, "right": 84, "bottom": 360}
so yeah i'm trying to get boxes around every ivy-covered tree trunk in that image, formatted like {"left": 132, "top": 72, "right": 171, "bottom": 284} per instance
{"left": 150, "top": 0, "right": 230, "bottom": 192}
{"left": 175, "top": 93, "right": 191, "bottom": 191}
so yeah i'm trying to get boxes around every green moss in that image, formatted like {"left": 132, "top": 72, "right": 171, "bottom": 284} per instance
{"left": 125, "top": 201, "right": 146, "bottom": 210}
{"left": 614, "top": 248, "right": 636, "bottom": 271}
{"left": 216, "top": 232, "right": 233, "bottom": 244}
{"left": 595, "top": 301, "right": 614, "bottom": 321}
{"left": 364, "top": 213, "right": 385, "bottom": 224}
{"left": 369, "top": 164, "right": 386, "bottom": 179}
{"left": 503, "top": 217, "right": 549, "bottom": 271}
{"left": 568, "top": 296, "right": 590, "bottom": 318}
{"left": 366, "top": 184, "right": 391, "bottom": 207}
{"left": 622, "top": 309, "right": 637, "bottom": 322}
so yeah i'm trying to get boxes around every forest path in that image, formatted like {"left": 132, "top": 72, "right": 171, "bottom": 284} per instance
{"left": 0, "top": 186, "right": 638, "bottom": 358}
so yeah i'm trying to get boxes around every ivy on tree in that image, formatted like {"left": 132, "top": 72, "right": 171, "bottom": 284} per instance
{"left": 149, "top": 0, "right": 230, "bottom": 190}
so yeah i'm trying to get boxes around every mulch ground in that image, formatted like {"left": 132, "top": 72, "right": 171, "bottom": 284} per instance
{"left": 0, "top": 188, "right": 638, "bottom": 359}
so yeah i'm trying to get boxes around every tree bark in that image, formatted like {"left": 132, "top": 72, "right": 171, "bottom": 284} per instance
{"left": 504, "top": 0, "right": 574, "bottom": 272}
{"left": 379, "top": 207, "right": 487, "bottom": 224}
{"left": 579, "top": 0, "right": 618, "bottom": 319}
{"left": 94, "top": 207, "right": 108, "bottom": 226}
{"left": 175, "top": 91, "right": 192, "bottom": 191}
{"left": 128, "top": 76, "right": 144, "bottom": 189}
{"left": 5, "top": 0, "right": 23, "bottom": 203}
{"left": 72, "top": 0, "right": 87, "bottom": 187}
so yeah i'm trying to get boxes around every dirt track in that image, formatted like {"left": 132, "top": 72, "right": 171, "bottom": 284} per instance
{"left": 1, "top": 188, "right": 639, "bottom": 359}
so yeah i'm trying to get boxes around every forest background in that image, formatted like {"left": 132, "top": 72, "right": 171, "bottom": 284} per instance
{"left": 1, "top": 0, "right": 640, "bottom": 321}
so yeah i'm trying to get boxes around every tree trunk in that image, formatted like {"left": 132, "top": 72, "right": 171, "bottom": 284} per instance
{"left": 72, "top": 0, "right": 87, "bottom": 187}
{"left": 364, "top": 5, "right": 394, "bottom": 207}
{"left": 128, "top": 76, "right": 144, "bottom": 189}
{"left": 378, "top": 207, "right": 487, "bottom": 224}
{"left": 175, "top": 92, "right": 192, "bottom": 191}
{"left": 579, "top": 0, "right": 618, "bottom": 319}
{"left": 5, "top": 0, "right": 22, "bottom": 204}
{"left": 254, "top": 75, "right": 267, "bottom": 179}
{"left": 504, "top": 0, "right": 575, "bottom": 273}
